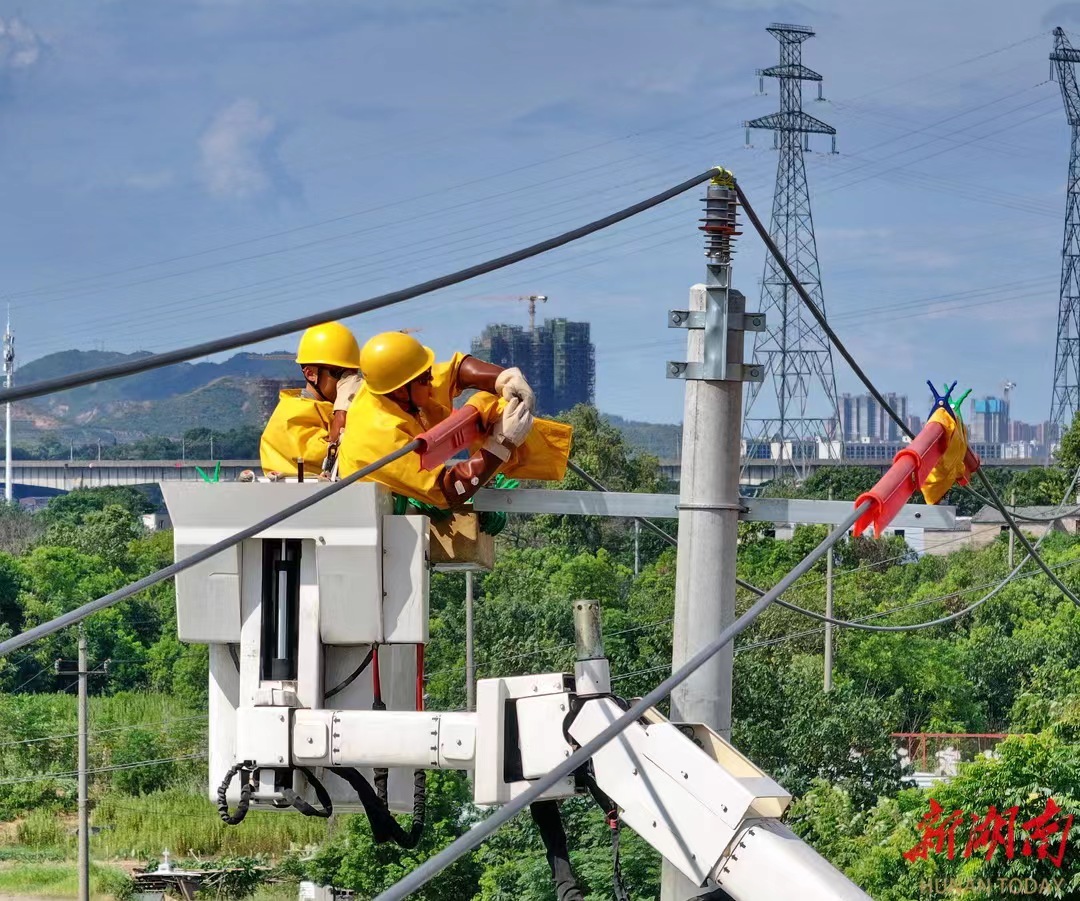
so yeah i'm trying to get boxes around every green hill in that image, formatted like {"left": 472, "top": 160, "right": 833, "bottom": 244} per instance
{"left": 11, "top": 351, "right": 301, "bottom": 448}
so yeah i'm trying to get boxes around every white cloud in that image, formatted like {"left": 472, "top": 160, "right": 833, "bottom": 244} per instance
{"left": 198, "top": 98, "right": 277, "bottom": 199}
{"left": 0, "top": 16, "right": 44, "bottom": 71}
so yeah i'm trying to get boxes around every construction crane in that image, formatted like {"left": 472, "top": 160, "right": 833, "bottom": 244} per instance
{"left": 482, "top": 294, "right": 548, "bottom": 332}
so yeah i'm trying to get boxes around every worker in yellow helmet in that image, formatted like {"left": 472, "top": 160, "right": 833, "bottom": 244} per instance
{"left": 338, "top": 332, "right": 572, "bottom": 507}
{"left": 259, "top": 321, "right": 362, "bottom": 478}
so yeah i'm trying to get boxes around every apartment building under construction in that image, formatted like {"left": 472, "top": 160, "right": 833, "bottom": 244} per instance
{"left": 470, "top": 318, "right": 595, "bottom": 415}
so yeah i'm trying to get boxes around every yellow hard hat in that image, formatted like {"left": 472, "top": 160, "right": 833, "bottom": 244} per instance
{"left": 295, "top": 322, "right": 361, "bottom": 369}
{"left": 360, "top": 331, "right": 436, "bottom": 395}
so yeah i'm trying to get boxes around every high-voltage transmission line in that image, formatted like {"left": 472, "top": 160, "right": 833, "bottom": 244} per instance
{"left": 743, "top": 23, "right": 841, "bottom": 477}
{"left": 1049, "top": 26, "right": 1080, "bottom": 437}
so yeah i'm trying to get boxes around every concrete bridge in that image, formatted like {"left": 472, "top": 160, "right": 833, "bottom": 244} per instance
{"left": 660, "top": 455, "right": 1043, "bottom": 487}
{"left": 5, "top": 460, "right": 260, "bottom": 494}
{"left": 0, "top": 455, "right": 1044, "bottom": 496}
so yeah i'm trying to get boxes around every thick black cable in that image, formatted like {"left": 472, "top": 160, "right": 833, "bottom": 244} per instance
{"left": 565, "top": 460, "right": 679, "bottom": 547}
{"left": 737, "top": 180, "right": 1080, "bottom": 615}
{"left": 735, "top": 183, "right": 914, "bottom": 442}
{"left": 974, "top": 468, "right": 1080, "bottom": 608}
{"left": 0, "top": 168, "right": 721, "bottom": 406}
{"left": 0, "top": 440, "right": 421, "bottom": 657}
{"left": 767, "top": 465, "right": 1080, "bottom": 630}
{"left": 372, "top": 502, "right": 868, "bottom": 901}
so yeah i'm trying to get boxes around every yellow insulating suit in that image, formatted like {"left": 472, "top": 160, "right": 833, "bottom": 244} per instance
{"left": 920, "top": 406, "right": 970, "bottom": 506}
{"left": 260, "top": 389, "right": 334, "bottom": 477}
{"left": 337, "top": 352, "right": 573, "bottom": 507}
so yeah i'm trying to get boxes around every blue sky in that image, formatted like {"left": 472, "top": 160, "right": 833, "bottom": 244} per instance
{"left": 0, "top": 0, "right": 1078, "bottom": 425}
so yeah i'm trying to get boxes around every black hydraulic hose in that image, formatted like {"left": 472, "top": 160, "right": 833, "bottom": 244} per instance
{"left": 0, "top": 440, "right": 421, "bottom": 657}
{"left": 331, "top": 766, "right": 427, "bottom": 850}
{"left": 0, "top": 168, "right": 722, "bottom": 406}
{"left": 530, "top": 801, "right": 585, "bottom": 901}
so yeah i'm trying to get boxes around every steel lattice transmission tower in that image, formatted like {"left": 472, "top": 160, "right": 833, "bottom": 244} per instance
{"left": 1049, "top": 26, "right": 1080, "bottom": 437}
{"left": 742, "top": 23, "right": 840, "bottom": 475}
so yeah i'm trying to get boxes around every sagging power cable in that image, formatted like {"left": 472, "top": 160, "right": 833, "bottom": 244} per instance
{"left": 0, "top": 168, "right": 722, "bottom": 406}
{"left": 567, "top": 459, "right": 985, "bottom": 633}
{"left": 370, "top": 501, "right": 869, "bottom": 901}
{"left": 766, "top": 465, "right": 1080, "bottom": 631}
{"left": 735, "top": 182, "right": 1080, "bottom": 612}
{"left": 0, "top": 441, "right": 421, "bottom": 658}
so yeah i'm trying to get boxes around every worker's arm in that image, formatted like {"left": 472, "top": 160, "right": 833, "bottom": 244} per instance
{"left": 436, "top": 449, "right": 505, "bottom": 507}
{"left": 456, "top": 356, "right": 502, "bottom": 393}
{"left": 457, "top": 356, "right": 536, "bottom": 413}
{"left": 435, "top": 397, "right": 534, "bottom": 506}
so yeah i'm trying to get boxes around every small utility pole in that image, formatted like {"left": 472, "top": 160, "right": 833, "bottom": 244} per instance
{"left": 824, "top": 487, "right": 834, "bottom": 692}
{"left": 662, "top": 174, "right": 763, "bottom": 901}
{"left": 1008, "top": 488, "right": 1016, "bottom": 569}
{"left": 77, "top": 628, "right": 89, "bottom": 901}
{"left": 56, "top": 631, "right": 108, "bottom": 901}
{"left": 3, "top": 311, "right": 13, "bottom": 504}
{"left": 633, "top": 520, "right": 640, "bottom": 576}
{"left": 464, "top": 571, "right": 476, "bottom": 712}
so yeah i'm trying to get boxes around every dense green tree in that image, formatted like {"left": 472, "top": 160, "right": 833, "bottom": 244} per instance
{"left": 41, "top": 487, "right": 154, "bottom": 527}
{"left": 790, "top": 732, "right": 1080, "bottom": 900}
{"left": 503, "top": 404, "right": 670, "bottom": 565}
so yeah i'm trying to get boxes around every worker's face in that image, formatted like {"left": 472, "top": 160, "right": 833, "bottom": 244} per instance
{"left": 301, "top": 365, "right": 355, "bottom": 403}
{"left": 407, "top": 368, "right": 434, "bottom": 408}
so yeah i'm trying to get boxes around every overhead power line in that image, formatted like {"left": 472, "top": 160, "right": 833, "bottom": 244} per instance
{"left": 735, "top": 180, "right": 1080, "bottom": 613}
{"left": 0, "top": 167, "right": 719, "bottom": 406}
{"left": 372, "top": 501, "right": 869, "bottom": 901}
{"left": 0, "top": 440, "right": 421, "bottom": 658}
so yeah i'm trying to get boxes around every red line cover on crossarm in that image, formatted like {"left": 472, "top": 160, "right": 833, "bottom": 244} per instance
{"left": 416, "top": 405, "right": 483, "bottom": 470}
{"left": 853, "top": 420, "right": 948, "bottom": 538}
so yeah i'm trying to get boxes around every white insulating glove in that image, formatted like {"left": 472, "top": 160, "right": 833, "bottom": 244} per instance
{"left": 494, "top": 367, "right": 536, "bottom": 414}
{"left": 334, "top": 372, "right": 362, "bottom": 413}
{"left": 484, "top": 398, "right": 534, "bottom": 460}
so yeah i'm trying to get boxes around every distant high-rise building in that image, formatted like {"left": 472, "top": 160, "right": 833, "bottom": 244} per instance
{"left": 839, "top": 392, "right": 910, "bottom": 441}
{"left": 470, "top": 317, "right": 595, "bottom": 415}
{"left": 969, "top": 396, "right": 1009, "bottom": 445}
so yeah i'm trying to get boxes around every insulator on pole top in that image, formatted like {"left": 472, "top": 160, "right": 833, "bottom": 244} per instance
{"left": 699, "top": 183, "right": 741, "bottom": 260}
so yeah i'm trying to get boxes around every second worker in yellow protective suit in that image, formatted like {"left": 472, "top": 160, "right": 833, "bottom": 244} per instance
{"left": 337, "top": 331, "right": 572, "bottom": 507}
{"left": 260, "top": 321, "right": 362, "bottom": 478}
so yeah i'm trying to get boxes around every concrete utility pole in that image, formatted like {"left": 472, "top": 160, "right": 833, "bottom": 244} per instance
{"left": 465, "top": 571, "right": 476, "bottom": 712}
{"left": 77, "top": 628, "right": 89, "bottom": 901}
{"left": 56, "top": 630, "right": 107, "bottom": 901}
{"left": 824, "top": 488, "right": 834, "bottom": 692}
{"left": 662, "top": 175, "right": 763, "bottom": 901}
{"left": 3, "top": 311, "right": 12, "bottom": 504}
{"left": 1008, "top": 488, "right": 1016, "bottom": 569}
